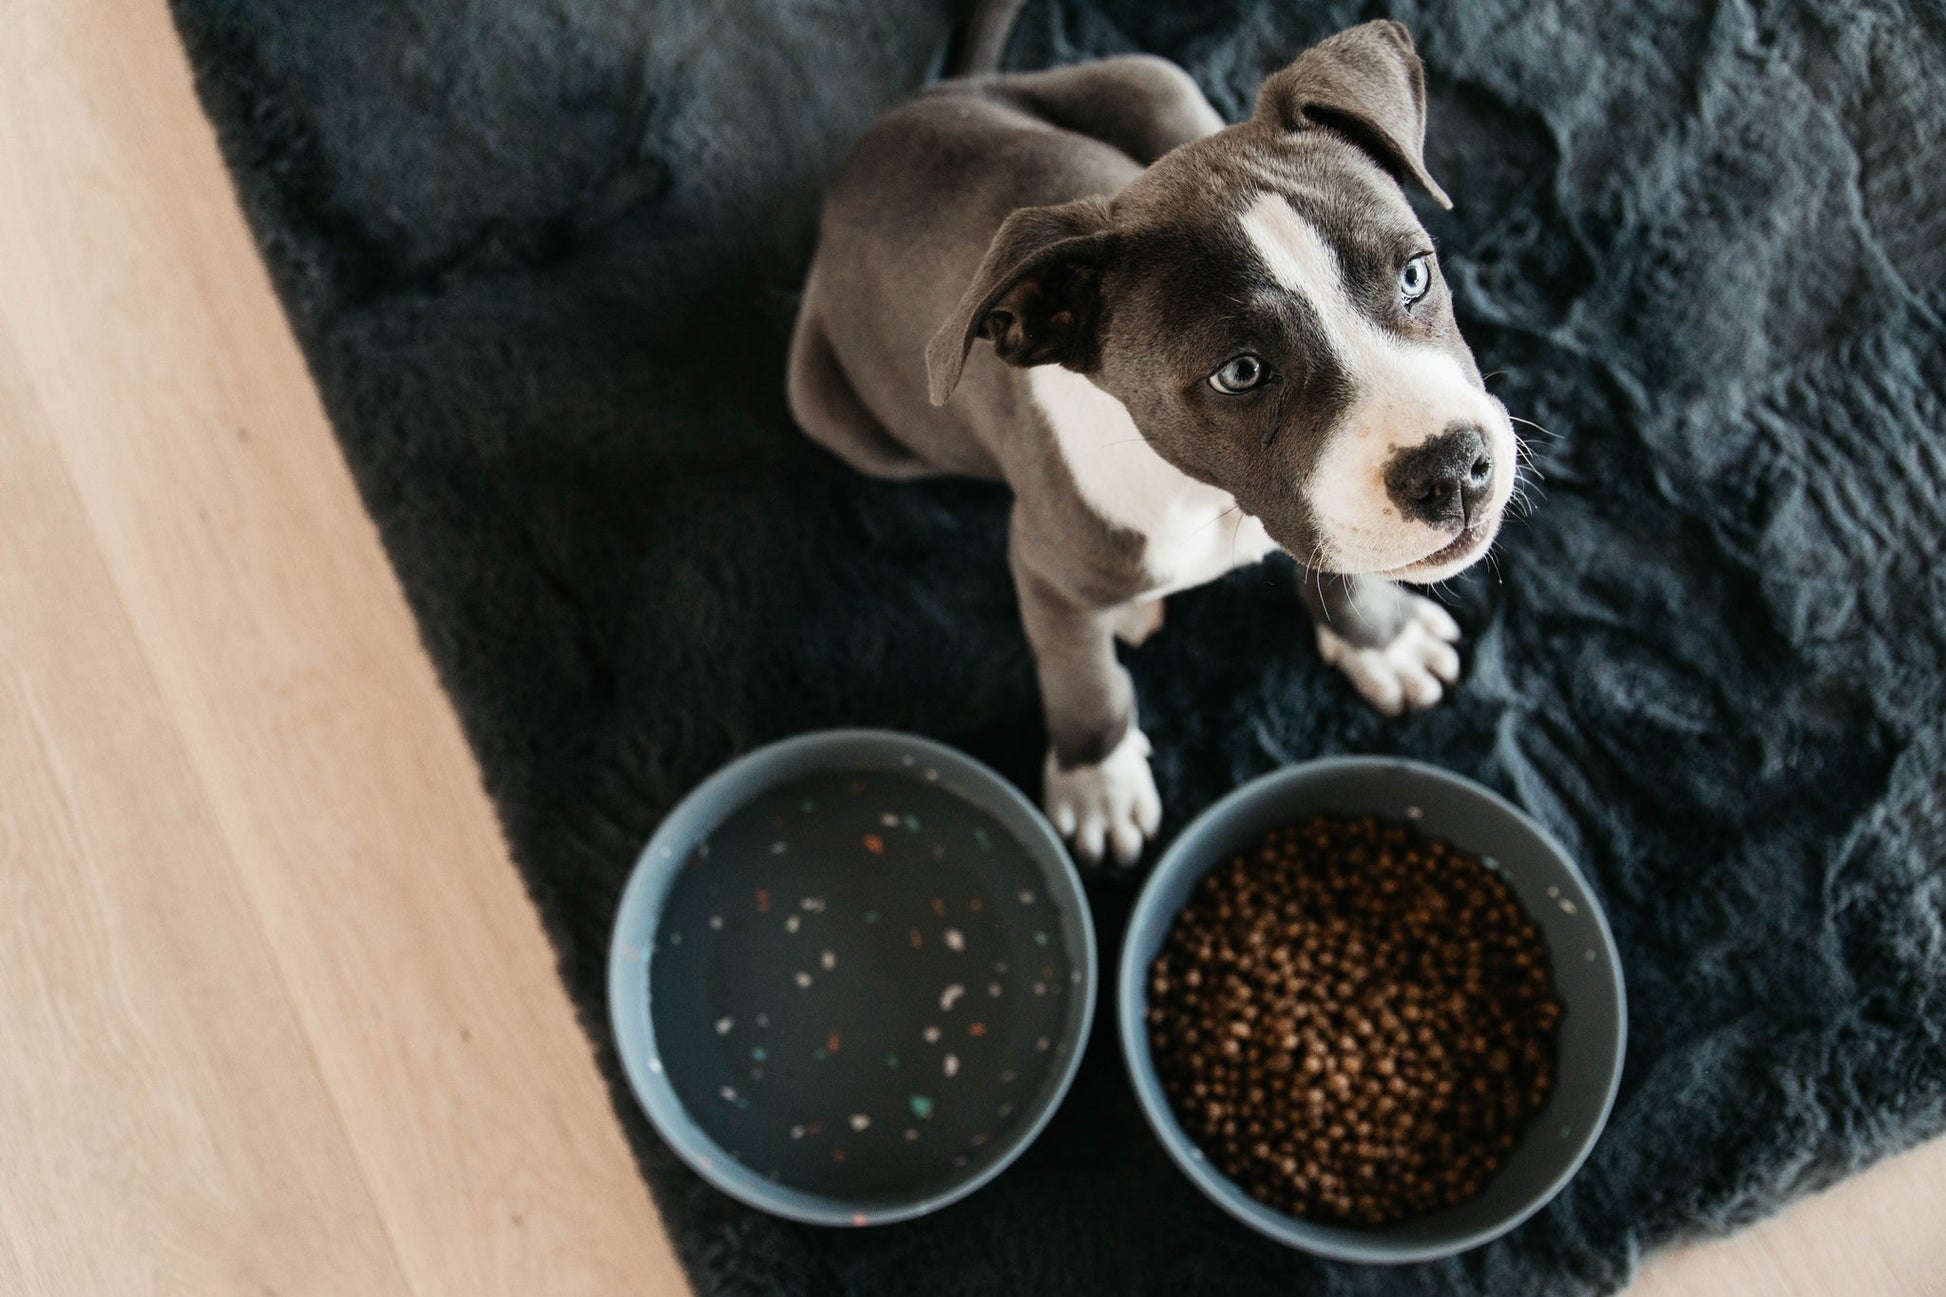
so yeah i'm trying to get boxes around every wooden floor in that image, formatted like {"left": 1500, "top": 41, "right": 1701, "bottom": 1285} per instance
{"left": 1, "top": 3, "right": 1940, "bottom": 1294}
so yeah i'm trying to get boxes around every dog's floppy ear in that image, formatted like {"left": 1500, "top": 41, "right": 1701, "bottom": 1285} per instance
{"left": 926, "top": 196, "right": 1117, "bottom": 406}
{"left": 1255, "top": 20, "right": 1452, "bottom": 210}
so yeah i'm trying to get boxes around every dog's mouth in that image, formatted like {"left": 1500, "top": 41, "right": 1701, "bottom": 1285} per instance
{"left": 1381, "top": 518, "right": 1495, "bottom": 582}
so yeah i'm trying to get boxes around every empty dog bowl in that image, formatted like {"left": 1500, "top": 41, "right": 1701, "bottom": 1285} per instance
{"left": 609, "top": 730, "right": 1096, "bottom": 1226}
{"left": 1119, "top": 756, "right": 1626, "bottom": 1263}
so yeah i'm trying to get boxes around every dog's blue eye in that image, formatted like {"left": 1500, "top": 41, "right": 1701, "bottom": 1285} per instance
{"left": 1400, "top": 254, "right": 1432, "bottom": 303}
{"left": 1209, "top": 354, "right": 1267, "bottom": 394}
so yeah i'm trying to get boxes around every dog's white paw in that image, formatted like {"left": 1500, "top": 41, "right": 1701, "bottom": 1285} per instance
{"left": 1110, "top": 598, "right": 1166, "bottom": 647}
{"left": 1043, "top": 728, "right": 1162, "bottom": 868}
{"left": 1315, "top": 597, "right": 1462, "bottom": 716}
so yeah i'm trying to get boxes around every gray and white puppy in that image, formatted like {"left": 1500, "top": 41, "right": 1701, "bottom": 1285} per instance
{"left": 788, "top": 21, "right": 1517, "bottom": 866}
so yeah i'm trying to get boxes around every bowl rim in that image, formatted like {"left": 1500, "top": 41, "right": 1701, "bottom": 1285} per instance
{"left": 607, "top": 727, "right": 1098, "bottom": 1227}
{"left": 1117, "top": 754, "right": 1627, "bottom": 1263}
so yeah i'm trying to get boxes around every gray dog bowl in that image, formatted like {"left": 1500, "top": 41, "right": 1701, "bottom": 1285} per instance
{"left": 1119, "top": 756, "right": 1627, "bottom": 1263}
{"left": 609, "top": 730, "right": 1096, "bottom": 1227}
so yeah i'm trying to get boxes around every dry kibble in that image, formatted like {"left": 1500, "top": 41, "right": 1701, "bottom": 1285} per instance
{"left": 1147, "top": 814, "right": 1563, "bottom": 1227}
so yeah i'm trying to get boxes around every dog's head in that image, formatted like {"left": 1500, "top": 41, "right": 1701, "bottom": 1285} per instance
{"left": 926, "top": 21, "right": 1515, "bottom": 581}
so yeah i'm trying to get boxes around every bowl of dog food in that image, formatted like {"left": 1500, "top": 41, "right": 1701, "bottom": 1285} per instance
{"left": 609, "top": 730, "right": 1095, "bottom": 1226}
{"left": 1119, "top": 756, "right": 1625, "bottom": 1263}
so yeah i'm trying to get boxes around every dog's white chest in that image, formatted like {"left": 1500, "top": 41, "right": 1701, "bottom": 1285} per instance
{"left": 1028, "top": 366, "right": 1280, "bottom": 596}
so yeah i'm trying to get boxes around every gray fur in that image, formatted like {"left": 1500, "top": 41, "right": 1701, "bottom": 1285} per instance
{"left": 790, "top": 22, "right": 1496, "bottom": 857}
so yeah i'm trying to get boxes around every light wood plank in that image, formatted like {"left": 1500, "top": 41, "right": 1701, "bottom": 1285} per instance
{"left": 1630, "top": 1139, "right": 1946, "bottom": 1296}
{"left": 0, "top": 4, "right": 685, "bottom": 1295}
{"left": 0, "top": 336, "right": 411, "bottom": 1297}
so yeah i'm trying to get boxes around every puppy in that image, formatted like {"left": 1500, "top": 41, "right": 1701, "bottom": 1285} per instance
{"left": 788, "top": 21, "right": 1516, "bottom": 866}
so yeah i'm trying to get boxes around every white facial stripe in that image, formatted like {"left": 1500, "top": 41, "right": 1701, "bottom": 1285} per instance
{"left": 1238, "top": 194, "right": 1361, "bottom": 358}
{"left": 1236, "top": 192, "right": 1517, "bottom": 575}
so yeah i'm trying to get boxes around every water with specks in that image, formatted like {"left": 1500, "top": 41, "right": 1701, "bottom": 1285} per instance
{"left": 651, "top": 769, "right": 1081, "bottom": 1198}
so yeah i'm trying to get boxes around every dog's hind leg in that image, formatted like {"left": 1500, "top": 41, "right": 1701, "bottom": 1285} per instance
{"left": 787, "top": 300, "right": 937, "bottom": 481}
{"left": 1002, "top": 55, "right": 1225, "bottom": 165}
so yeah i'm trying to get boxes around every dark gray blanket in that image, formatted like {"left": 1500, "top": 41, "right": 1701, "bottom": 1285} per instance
{"left": 168, "top": 0, "right": 1946, "bottom": 1292}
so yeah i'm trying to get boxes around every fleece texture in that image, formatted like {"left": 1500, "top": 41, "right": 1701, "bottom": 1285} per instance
{"left": 167, "top": 0, "right": 1946, "bottom": 1292}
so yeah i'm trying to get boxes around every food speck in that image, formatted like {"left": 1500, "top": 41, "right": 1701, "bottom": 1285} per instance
{"left": 910, "top": 1094, "right": 934, "bottom": 1119}
{"left": 820, "top": 949, "right": 837, "bottom": 970}
{"left": 940, "top": 984, "right": 966, "bottom": 1011}
{"left": 864, "top": 834, "right": 885, "bottom": 854}
{"left": 849, "top": 1114, "right": 871, "bottom": 1131}
{"left": 944, "top": 928, "right": 966, "bottom": 952}
{"left": 714, "top": 1016, "right": 734, "bottom": 1035}
{"left": 793, "top": 971, "right": 813, "bottom": 989}
{"left": 943, "top": 1054, "right": 960, "bottom": 1078}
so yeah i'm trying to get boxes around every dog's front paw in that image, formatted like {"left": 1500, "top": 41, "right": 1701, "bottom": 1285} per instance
{"left": 1043, "top": 728, "right": 1162, "bottom": 868}
{"left": 1315, "top": 595, "right": 1462, "bottom": 716}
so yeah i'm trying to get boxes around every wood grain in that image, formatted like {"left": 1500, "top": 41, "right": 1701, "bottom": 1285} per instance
{"left": 1, "top": 2, "right": 683, "bottom": 1294}
{"left": 0, "top": 1, "right": 1938, "bottom": 1294}
{"left": 0, "top": 335, "right": 410, "bottom": 1297}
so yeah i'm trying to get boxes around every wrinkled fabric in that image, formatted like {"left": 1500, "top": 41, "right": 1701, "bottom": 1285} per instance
{"left": 169, "top": 0, "right": 1946, "bottom": 1291}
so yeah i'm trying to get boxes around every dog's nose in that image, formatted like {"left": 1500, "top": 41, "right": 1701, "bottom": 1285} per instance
{"left": 1384, "top": 424, "right": 1494, "bottom": 528}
